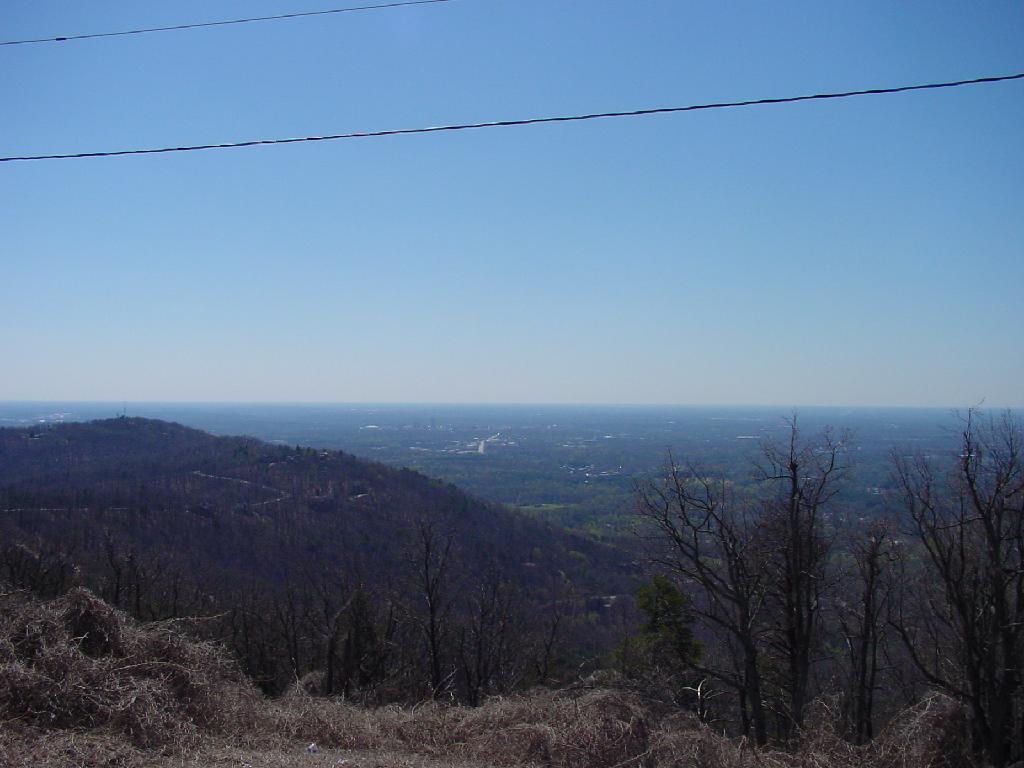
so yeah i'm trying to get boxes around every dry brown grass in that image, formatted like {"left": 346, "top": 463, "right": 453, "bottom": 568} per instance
{"left": 388, "top": 687, "right": 649, "bottom": 767}
{"left": 0, "top": 587, "right": 981, "bottom": 768}
{"left": 0, "top": 722, "right": 148, "bottom": 768}
{"left": 262, "top": 684, "right": 977, "bottom": 768}
{"left": 644, "top": 692, "right": 976, "bottom": 768}
{"left": 0, "top": 586, "right": 261, "bottom": 761}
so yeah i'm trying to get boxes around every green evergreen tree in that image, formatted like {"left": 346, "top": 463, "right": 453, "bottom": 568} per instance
{"left": 615, "top": 575, "right": 700, "bottom": 677}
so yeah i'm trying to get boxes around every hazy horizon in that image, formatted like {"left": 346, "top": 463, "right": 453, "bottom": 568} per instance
{"left": 0, "top": 399, "right": 1014, "bottom": 411}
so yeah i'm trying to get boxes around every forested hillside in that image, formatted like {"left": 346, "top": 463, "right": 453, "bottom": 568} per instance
{"left": 0, "top": 417, "right": 638, "bottom": 698}
{"left": 5, "top": 412, "right": 1024, "bottom": 768}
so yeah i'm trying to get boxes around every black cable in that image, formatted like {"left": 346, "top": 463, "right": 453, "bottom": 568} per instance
{"left": 0, "top": 0, "right": 454, "bottom": 47}
{"left": 2, "top": 72, "right": 1021, "bottom": 164}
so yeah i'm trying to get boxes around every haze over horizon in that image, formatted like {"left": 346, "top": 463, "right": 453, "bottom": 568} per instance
{"left": 0, "top": 399, "right": 1015, "bottom": 413}
{"left": 2, "top": 1, "right": 1022, "bottom": 407}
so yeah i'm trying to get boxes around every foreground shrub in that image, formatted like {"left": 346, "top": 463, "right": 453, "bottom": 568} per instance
{"left": 0, "top": 587, "right": 260, "bottom": 751}
{"left": 0, "top": 586, "right": 983, "bottom": 768}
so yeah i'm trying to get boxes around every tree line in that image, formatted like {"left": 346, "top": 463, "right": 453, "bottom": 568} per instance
{"left": 631, "top": 410, "right": 1023, "bottom": 766}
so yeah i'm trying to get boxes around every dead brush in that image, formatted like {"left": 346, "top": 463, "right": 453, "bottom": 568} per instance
{"left": 0, "top": 588, "right": 988, "bottom": 768}
{"left": 788, "top": 697, "right": 866, "bottom": 768}
{"left": 868, "top": 691, "right": 976, "bottom": 768}
{"left": 266, "top": 683, "right": 653, "bottom": 767}
{"left": 646, "top": 693, "right": 978, "bottom": 768}
{"left": 648, "top": 718, "right": 767, "bottom": 768}
{"left": 266, "top": 686, "right": 404, "bottom": 751}
{"left": 0, "top": 721, "right": 144, "bottom": 768}
{"left": 0, "top": 587, "right": 261, "bottom": 751}
{"left": 390, "top": 687, "right": 651, "bottom": 768}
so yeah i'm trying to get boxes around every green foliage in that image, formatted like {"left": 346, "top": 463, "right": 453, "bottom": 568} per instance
{"left": 614, "top": 575, "right": 700, "bottom": 678}
{"left": 636, "top": 575, "right": 701, "bottom": 663}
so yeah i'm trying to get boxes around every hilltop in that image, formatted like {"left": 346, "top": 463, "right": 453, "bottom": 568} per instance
{"left": 0, "top": 417, "right": 637, "bottom": 696}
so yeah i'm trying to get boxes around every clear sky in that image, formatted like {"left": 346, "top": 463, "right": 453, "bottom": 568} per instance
{"left": 1, "top": 1, "right": 1022, "bottom": 406}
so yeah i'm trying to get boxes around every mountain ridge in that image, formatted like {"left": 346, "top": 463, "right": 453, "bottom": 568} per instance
{"left": 0, "top": 416, "right": 637, "bottom": 695}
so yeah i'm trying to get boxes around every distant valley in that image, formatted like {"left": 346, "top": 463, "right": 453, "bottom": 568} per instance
{"left": 0, "top": 402, "right": 962, "bottom": 536}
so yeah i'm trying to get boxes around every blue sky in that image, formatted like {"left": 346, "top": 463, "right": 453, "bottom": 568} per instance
{"left": 2, "top": 1, "right": 1022, "bottom": 406}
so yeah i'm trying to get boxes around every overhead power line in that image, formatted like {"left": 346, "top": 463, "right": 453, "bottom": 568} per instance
{"left": 2, "top": 72, "right": 1021, "bottom": 164}
{"left": 0, "top": 0, "right": 454, "bottom": 47}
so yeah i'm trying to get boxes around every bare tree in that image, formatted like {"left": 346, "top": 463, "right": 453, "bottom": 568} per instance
{"left": 836, "top": 517, "right": 898, "bottom": 744}
{"left": 0, "top": 541, "right": 79, "bottom": 597}
{"left": 529, "top": 570, "right": 577, "bottom": 685}
{"left": 302, "top": 562, "right": 354, "bottom": 696}
{"left": 458, "top": 564, "right": 522, "bottom": 705}
{"left": 758, "top": 419, "right": 848, "bottom": 738}
{"left": 636, "top": 456, "right": 772, "bottom": 745}
{"left": 408, "top": 513, "right": 457, "bottom": 699}
{"left": 636, "top": 419, "right": 849, "bottom": 744}
{"left": 892, "top": 409, "right": 1024, "bottom": 767}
